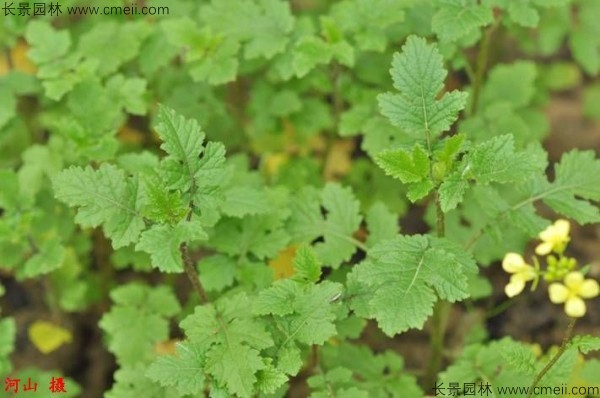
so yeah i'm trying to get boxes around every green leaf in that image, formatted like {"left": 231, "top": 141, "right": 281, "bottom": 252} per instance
{"left": 378, "top": 36, "right": 468, "bottom": 138}
{"left": 568, "top": 0, "right": 600, "bottom": 74}
{"left": 107, "top": 365, "right": 179, "bottom": 398}
{"left": 25, "top": 21, "right": 71, "bottom": 64}
{"left": 255, "top": 359, "right": 288, "bottom": 394}
{"left": 375, "top": 144, "right": 429, "bottom": 184}
{"left": 432, "top": 0, "right": 493, "bottom": 42}
{"left": 106, "top": 75, "right": 148, "bottom": 116}
{"left": 570, "top": 335, "right": 600, "bottom": 354}
{"left": 197, "top": 255, "right": 237, "bottom": 292}
{"left": 439, "top": 172, "right": 470, "bottom": 212}
{"left": 542, "top": 150, "right": 600, "bottom": 223}
{"left": 467, "top": 135, "right": 546, "bottom": 184}
{"left": 292, "top": 245, "right": 322, "bottom": 284}
{"left": 221, "top": 186, "right": 270, "bottom": 218}
{"left": 19, "top": 239, "right": 65, "bottom": 279}
{"left": 308, "top": 367, "right": 369, "bottom": 398}
{"left": 481, "top": 62, "right": 537, "bottom": 109}
{"left": 141, "top": 172, "right": 187, "bottom": 224}
{"left": 349, "top": 235, "right": 476, "bottom": 335}
{"left": 180, "top": 293, "right": 273, "bottom": 398}
{"left": 256, "top": 280, "right": 342, "bottom": 345}
{"left": 155, "top": 105, "right": 207, "bottom": 191}
{"left": 293, "top": 36, "right": 333, "bottom": 78}
{"left": 508, "top": 1, "right": 540, "bottom": 27}
{"left": 320, "top": 343, "right": 423, "bottom": 398}
{"left": 288, "top": 183, "right": 362, "bottom": 268}
{"left": 210, "top": 212, "right": 290, "bottom": 260}
{"left": 202, "top": 0, "right": 294, "bottom": 60}
{"left": 365, "top": 202, "right": 399, "bottom": 248}
{"left": 0, "top": 318, "right": 16, "bottom": 374}
{"left": 78, "top": 21, "right": 151, "bottom": 77}
{"left": 99, "top": 284, "right": 180, "bottom": 366}
{"left": 53, "top": 164, "right": 145, "bottom": 249}
{"left": 136, "top": 221, "right": 208, "bottom": 273}
{"left": 330, "top": 0, "right": 412, "bottom": 51}
{"left": 146, "top": 342, "right": 206, "bottom": 396}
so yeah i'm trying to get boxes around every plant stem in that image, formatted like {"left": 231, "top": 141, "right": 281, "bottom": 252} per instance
{"left": 180, "top": 242, "right": 208, "bottom": 304}
{"left": 525, "top": 318, "right": 576, "bottom": 398}
{"left": 423, "top": 193, "right": 448, "bottom": 390}
{"left": 469, "top": 21, "right": 497, "bottom": 115}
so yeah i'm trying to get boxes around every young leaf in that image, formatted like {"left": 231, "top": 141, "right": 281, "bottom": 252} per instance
{"left": 375, "top": 144, "right": 429, "bottom": 184}
{"left": 292, "top": 245, "right": 322, "bottom": 284}
{"left": 378, "top": 36, "right": 468, "bottom": 138}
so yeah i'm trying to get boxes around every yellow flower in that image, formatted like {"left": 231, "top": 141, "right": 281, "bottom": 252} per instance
{"left": 535, "top": 219, "right": 570, "bottom": 255}
{"left": 502, "top": 253, "right": 536, "bottom": 297}
{"left": 548, "top": 272, "right": 599, "bottom": 317}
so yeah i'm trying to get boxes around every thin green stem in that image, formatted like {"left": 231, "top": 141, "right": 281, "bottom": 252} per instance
{"left": 525, "top": 318, "right": 576, "bottom": 398}
{"left": 469, "top": 21, "right": 497, "bottom": 116}
{"left": 424, "top": 185, "right": 448, "bottom": 391}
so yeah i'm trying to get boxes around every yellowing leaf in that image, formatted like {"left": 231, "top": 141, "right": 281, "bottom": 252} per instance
{"left": 11, "top": 40, "right": 37, "bottom": 75}
{"left": 269, "top": 245, "right": 298, "bottom": 280}
{"left": 154, "top": 339, "right": 179, "bottom": 355}
{"left": 324, "top": 139, "right": 354, "bottom": 180}
{"left": 118, "top": 124, "right": 145, "bottom": 145}
{"left": 28, "top": 321, "right": 73, "bottom": 354}
{"left": 263, "top": 153, "right": 289, "bottom": 177}
{"left": 0, "top": 55, "right": 8, "bottom": 76}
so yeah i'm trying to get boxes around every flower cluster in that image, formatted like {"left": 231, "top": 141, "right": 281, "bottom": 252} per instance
{"left": 501, "top": 219, "right": 599, "bottom": 318}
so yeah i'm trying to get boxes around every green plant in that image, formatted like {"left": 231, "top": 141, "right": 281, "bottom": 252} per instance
{"left": 1, "top": 1, "right": 600, "bottom": 397}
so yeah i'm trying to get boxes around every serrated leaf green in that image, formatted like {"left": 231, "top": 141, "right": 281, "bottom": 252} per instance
{"left": 350, "top": 235, "right": 476, "bottom": 335}
{"left": 136, "top": 220, "right": 207, "bottom": 273}
{"left": 542, "top": 150, "right": 600, "bottom": 223}
{"left": 99, "top": 284, "right": 180, "bottom": 366}
{"left": 180, "top": 293, "right": 273, "bottom": 398}
{"left": 146, "top": 342, "right": 206, "bottom": 396}
{"left": 378, "top": 36, "right": 468, "bottom": 138}
{"left": 288, "top": 183, "right": 362, "bottom": 268}
{"left": 53, "top": 164, "right": 145, "bottom": 249}
{"left": 375, "top": 144, "right": 429, "bottom": 184}
{"left": 432, "top": 0, "right": 493, "bottom": 42}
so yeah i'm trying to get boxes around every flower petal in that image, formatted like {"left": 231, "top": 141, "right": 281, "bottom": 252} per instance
{"left": 554, "top": 219, "right": 570, "bottom": 239}
{"left": 579, "top": 279, "right": 599, "bottom": 299}
{"left": 520, "top": 267, "right": 536, "bottom": 282}
{"left": 565, "top": 297, "right": 586, "bottom": 318}
{"left": 535, "top": 242, "right": 553, "bottom": 256}
{"left": 502, "top": 253, "right": 526, "bottom": 273}
{"left": 564, "top": 271, "right": 584, "bottom": 289}
{"left": 548, "top": 283, "right": 569, "bottom": 303}
{"left": 539, "top": 224, "right": 556, "bottom": 242}
{"left": 505, "top": 277, "right": 526, "bottom": 297}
